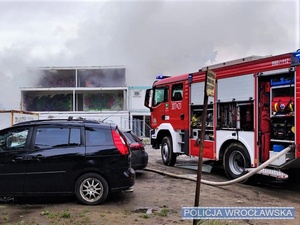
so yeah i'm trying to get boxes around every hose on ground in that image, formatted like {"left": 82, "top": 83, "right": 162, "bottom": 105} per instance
{"left": 144, "top": 145, "right": 293, "bottom": 186}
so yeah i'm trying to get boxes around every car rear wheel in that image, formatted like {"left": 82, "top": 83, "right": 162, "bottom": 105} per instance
{"left": 75, "top": 173, "right": 109, "bottom": 205}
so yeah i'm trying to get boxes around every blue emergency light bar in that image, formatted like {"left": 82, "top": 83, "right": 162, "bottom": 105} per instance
{"left": 291, "top": 49, "right": 300, "bottom": 66}
{"left": 156, "top": 75, "right": 171, "bottom": 79}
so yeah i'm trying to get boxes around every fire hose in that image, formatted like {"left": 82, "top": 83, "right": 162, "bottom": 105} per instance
{"left": 144, "top": 145, "right": 293, "bottom": 186}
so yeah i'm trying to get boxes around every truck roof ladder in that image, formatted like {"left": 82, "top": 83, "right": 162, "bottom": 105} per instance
{"left": 201, "top": 55, "right": 269, "bottom": 71}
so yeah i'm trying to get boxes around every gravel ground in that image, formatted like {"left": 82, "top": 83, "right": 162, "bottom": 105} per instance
{"left": 0, "top": 145, "right": 300, "bottom": 225}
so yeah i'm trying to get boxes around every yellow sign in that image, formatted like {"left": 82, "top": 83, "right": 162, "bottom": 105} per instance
{"left": 206, "top": 69, "right": 216, "bottom": 97}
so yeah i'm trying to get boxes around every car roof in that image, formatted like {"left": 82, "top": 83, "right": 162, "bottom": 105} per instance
{"left": 12, "top": 117, "right": 115, "bottom": 129}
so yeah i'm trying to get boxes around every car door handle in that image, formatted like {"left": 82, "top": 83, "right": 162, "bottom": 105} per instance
{"left": 34, "top": 154, "right": 45, "bottom": 161}
{"left": 11, "top": 156, "right": 24, "bottom": 163}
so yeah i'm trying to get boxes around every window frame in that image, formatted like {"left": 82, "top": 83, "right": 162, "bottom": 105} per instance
{"left": 171, "top": 83, "right": 183, "bottom": 101}
{"left": 33, "top": 126, "right": 82, "bottom": 150}
{"left": 0, "top": 127, "right": 30, "bottom": 152}
{"left": 152, "top": 86, "right": 169, "bottom": 107}
{"left": 85, "top": 126, "right": 114, "bottom": 146}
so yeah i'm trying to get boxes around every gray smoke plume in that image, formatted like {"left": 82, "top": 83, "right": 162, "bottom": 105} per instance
{"left": 0, "top": 0, "right": 298, "bottom": 109}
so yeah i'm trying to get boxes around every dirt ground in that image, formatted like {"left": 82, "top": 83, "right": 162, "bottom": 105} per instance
{"left": 1, "top": 145, "right": 300, "bottom": 225}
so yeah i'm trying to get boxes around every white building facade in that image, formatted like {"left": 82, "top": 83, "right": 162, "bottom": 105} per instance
{"left": 20, "top": 66, "right": 150, "bottom": 137}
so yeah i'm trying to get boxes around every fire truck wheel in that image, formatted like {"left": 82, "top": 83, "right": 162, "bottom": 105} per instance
{"left": 161, "top": 136, "right": 176, "bottom": 166}
{"left": 223, "top": 143, "right": 250, "bottom": 180}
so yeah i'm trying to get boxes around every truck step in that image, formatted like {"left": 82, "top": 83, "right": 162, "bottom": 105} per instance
{"left": 245, "top": 168, "right": 288, "bottom": 179}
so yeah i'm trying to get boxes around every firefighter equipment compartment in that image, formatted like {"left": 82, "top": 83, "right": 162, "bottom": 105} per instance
{"left": 258, "top": 69, "right": 296, "bottom": 167}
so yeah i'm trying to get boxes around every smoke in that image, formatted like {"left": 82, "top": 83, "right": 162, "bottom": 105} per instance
{"left": 0, "top": 0, "right": 298, "bottom": 110}
{"left": 66, "top": 1, "right": 218, "bottom": 80}
{"left": 0, "top": 46, "right": 41, "bottom": 110}
{"left": 65, "top": 0, "right": 299, "bottom": 82}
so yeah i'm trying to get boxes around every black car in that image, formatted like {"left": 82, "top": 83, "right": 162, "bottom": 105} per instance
{"left": 0, "top": 118, "right": 135, "bottom": 205}
{"left": 123, "top": 130, "right": 148, "bottom": 170}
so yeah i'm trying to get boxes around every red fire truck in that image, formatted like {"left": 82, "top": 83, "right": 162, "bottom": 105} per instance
{"left": 144, "top": 50, "right": 300, "bottom": 180}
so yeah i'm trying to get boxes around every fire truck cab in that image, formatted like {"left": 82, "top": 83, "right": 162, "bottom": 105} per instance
{"left": 144, "top": 50, "right": 300, "bottom": 180}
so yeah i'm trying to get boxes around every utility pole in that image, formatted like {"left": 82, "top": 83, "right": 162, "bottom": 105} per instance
{"left": 193, "top": 69, "right": 216, "bottom": 225}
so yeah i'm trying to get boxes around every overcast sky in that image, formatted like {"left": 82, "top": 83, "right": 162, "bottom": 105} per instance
{"left": 0, "top": 0, "right": 299, "bottom": 110}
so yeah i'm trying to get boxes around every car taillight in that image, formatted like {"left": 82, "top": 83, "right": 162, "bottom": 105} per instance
{"left": 130, "top": 143, "right": 143, "bottom": 150}
{"left": 112, "top": 130, "right": 129, "bottom": 155}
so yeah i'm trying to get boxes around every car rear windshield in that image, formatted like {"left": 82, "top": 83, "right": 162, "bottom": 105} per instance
{"left": 123, "top": 132, "right": 136, "bottom": 144}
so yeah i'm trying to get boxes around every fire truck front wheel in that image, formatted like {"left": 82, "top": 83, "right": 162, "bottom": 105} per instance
{"left": 223, "top": 143, "right": 250, "bottom": 180}
{"left": 161, "top": 136, "right": 176, "bottom": 166}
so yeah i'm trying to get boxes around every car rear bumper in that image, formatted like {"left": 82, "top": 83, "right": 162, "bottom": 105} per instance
{"left": 131, "top": 150, "right": 148, "bottom": 170}
{"left": 111, "top": 168, "right": 135, "bottom": 192}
